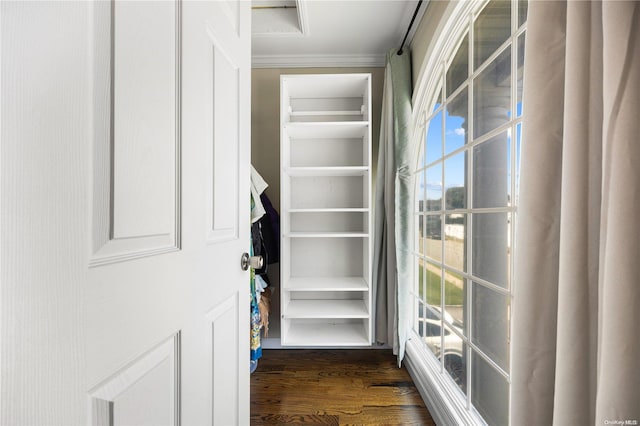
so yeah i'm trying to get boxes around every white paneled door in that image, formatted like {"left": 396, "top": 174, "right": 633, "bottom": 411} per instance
{"left": 1, "top": 1, "right": 251, "bottom": 424}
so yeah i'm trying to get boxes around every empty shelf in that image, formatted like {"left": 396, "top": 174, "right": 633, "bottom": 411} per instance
{"left": 284, "top": 322, "right": 369, "bottom": 346}
{"left": 284, "top": 299, "right": 368, "bottom": 318}
{"left": 285, "top": 166, "right": 368, "bottom": 176}
{"left": 290, "top": 110, "right": 363, "bottom": 116}
{"left": 285, "top": 277, "right": 369, "bottom": 291}
{"left": 284, "top": 122, "right": 368, "bottom": 139}
{"left": 286, "top": 231, "right": 368, "bottom": 238}
{"left": 288, "top": 208, "right": 369, "bottom": 213}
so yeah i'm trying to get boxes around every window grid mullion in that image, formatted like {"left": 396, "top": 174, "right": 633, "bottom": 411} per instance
{"left": 468, "top": 338, "right": 511, "bottom": 381}
{"left": 465, "top": 8, "right": 475, "bottom": 410}
{"left": 439, "top": 59, "right": 447, "bottom": 375}
{"left": 470, "top": 32, "right": 511, "bottom": 84}
{"left": 425, "top": 103, "right": 445, "bottom": 128}
{"left": 440, "top": 313, "right": 510, "bottom": 382}
{"left": 422, "top": 216, "right": 427, "bottom": 318}
{"left": 469, "top": 274, "right": 511, "bottom": 296}
{"left": 446, "top": 80, "right": 469, "bottom": 105}
{"left": 438, "top": 262, "right": 513, "bottom": 297}
{"left": 508, "top": 5, "right": 520, "bottom": 420}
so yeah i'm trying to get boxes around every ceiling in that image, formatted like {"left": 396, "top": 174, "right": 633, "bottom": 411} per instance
{"left": 251, "top": 0, "right": 424, "bottom": 68}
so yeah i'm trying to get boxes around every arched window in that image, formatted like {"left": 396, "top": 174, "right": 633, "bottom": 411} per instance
{"left": 411, "top": 0, "right": 526, "bottom": 424}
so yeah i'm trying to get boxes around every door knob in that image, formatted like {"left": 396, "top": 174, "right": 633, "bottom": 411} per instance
{"left": 241, "top": 253, "right": 263, "bottom": 271}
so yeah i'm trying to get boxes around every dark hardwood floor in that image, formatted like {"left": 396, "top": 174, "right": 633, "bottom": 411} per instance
{"left": 250, "top": 349, "right": 435, "bottom": 425}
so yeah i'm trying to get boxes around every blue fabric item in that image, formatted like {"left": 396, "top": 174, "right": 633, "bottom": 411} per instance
{"left": 255, "top": 274, "right": 268, "bottom": 292}
{"left": 249, "top": 229, "right": 262, "bottom": 363}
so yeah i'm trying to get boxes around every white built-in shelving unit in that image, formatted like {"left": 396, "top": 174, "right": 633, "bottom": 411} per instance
{"left": 280, "top": 74, "right": 372, "bottom": 347}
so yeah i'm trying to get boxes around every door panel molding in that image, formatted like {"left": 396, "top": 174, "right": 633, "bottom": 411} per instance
{"left": 205, "top": 24, "right": 240, "bottom": 244}
{"left": 206, "top": 292, "right": 241, "bottom": 426}
{"left": 90, "top": 0, "right": 182, "bottom": 267}
{"left": 88, "top": 333, "right": 181, "bottom": 426}
{"left": 220, "top": 1, "right": 240, "bottom": 37}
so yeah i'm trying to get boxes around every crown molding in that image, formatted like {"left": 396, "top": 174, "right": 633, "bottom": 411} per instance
{"left": 252, "top": 53, "right": 386, "bottom": 69}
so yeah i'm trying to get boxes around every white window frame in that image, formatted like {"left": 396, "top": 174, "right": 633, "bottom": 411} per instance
{"left": 405, "top": 0, "right": 526, "bottom": 424}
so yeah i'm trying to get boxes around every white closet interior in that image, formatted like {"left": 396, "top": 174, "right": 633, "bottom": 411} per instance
{"left": 280, "top": 74, "right": 372, "bottom": 347}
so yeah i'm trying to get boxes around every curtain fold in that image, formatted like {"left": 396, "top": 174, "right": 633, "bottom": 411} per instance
{"left": 373, "top": 48, "right": 413, "bottom": 364}
{"left": 511, "top": 1, "right": 640, "bottom": 424}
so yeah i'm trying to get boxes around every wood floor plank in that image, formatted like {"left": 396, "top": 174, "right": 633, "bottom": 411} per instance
{"left": 250, "top": 349, "right": 435, "bottom": 425}
{"left": 250, "top": 414, "right": 340, "bottom": 425}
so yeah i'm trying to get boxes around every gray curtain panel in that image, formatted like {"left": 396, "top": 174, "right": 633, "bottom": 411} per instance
{"left": 511, "top": 1, "right": 640, "bottom": 424}
{"left": 373, "top": 48, "right": 413, "bottom": 364}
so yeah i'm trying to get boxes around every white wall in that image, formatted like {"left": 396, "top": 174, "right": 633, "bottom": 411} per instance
{"left": 409, "top": 1, "right": 451, "bottom": 92}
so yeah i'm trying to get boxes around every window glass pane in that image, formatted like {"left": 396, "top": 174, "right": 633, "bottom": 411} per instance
{"left": 444, "top": 214, "right": 466, "bottom": 271}
{"left": 445, "top": 88, "right": 468, "bottom": 155}
{"left": 427, "top": 86, "right": 443, "bottom": 168}
{"left": 420, "top": 260, "right": 442, "bottom": 309}
{"left": 516, "top": 123, "right": 522, "bottom": 203}
{"left": 426, "top": 111, "right": 443, "bottom": 164}
{"left": 413, "top": 297, "right": 421, "bottom": 334}
{"left": 516, "top": 32, "right": 525, "bottom": 117}
{"left": 418, "top": 257, "right": 426, "bottom": 299}
{"left": 417, "top": 169, "right": 426, "bottom": 211}
{"left": 418, "top": 140, "right": 426, "bottom": 171}
{"left": 426, "top": 164, "right": 442, "bottom": 211}
{"left": 473, "top": 131, "right": 509, "bottom": 209}
{"left": 444, "top": 273, "right": 466, "bottom": 335}
{"left": 474, "top": 0, "right": 512, "bottom": 70}
{"left": 507, "top": 130, "right": 513, "bottom": 204}
{"left": 472, "top": 283, "right": 509, "bottom": 371}
{"left": 416, "top": 215, "right": 427, "bottom": 256}
{"left": 446, "top": 34, "right": 469, "bottom": 97}
{"left": 518, "top": 0, "right": 528, "bottom": 28}
{"left": 445, "top": 152, "right": 467, "bottom": 210}
{"left": 473, "top": 48, "right": 511, "bottom": 138}
{"left": 425, "top": 215, "right": 442, "bottom": 261}
{"left": 471, "top": 351, "right": 509, "bottom": 426}
{"left": 444, "top": 327, "right": 467, "bottom": 394}
{"left": 420, "top": 304, "right": 442, "bottom": 357}
{"left": 472, "top": 213, "right": 509, "bottom": 288}
{"left": 417, "top": 214, "right": 426, "bottom": 254}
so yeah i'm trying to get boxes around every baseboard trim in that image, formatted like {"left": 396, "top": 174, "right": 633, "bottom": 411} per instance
{"left": 261, "top": 337, "right": 391, "bottom": 350}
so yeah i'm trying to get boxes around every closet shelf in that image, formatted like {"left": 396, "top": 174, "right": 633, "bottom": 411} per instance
{"left": 285, "top": 277, "right": 369, "bottom": 292}
{"left": 285, "top": 166, "right": 368, "bottom": 177}
{"left": 290, "top": 110, "right": 363, "bottom": 117}
{"left": 288, "top": 208, "right": 369, "bottom": 213}
{"left": 283, "top": 299, "right": 368, "bottom": 319}
{"left": 283, "top": 122, "right": 368, "bottom": 139}
{"left": 284, "top": 322, "right": 370, "bottom": 346}
{"left": 285, "top": 231, "right": 368, "bottom": 238}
